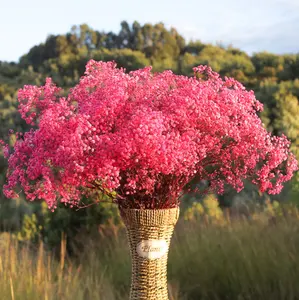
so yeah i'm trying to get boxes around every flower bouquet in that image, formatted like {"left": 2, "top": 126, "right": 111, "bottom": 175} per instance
{"left": 1, "top": 61, "right": 297, "bottom": 299}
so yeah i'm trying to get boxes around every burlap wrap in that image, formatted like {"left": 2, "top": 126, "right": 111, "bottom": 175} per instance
{"left": 120, "top": 207, "right": 180, "bottom": 300}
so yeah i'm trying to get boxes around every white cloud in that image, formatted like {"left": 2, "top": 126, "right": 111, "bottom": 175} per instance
{"left": 175, "top": 0, "right": 299, "bottom": 54}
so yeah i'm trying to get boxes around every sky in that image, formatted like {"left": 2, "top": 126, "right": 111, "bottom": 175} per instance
{"left": 1, "top": 0, "right": 299, "bottom": 62}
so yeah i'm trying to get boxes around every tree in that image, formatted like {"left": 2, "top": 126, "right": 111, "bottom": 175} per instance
{"left": 93, "top": 48, "right": 150, "bottom": 72}
{"left": 251, "top": 52, "right": 284, "bottom": 81}
{"left": 180, "top": 44, "right": 255, "bottom": 84}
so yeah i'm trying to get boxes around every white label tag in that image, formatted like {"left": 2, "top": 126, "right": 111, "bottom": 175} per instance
{"left": 136, "top": 240, "right": 168, "bottom": 260}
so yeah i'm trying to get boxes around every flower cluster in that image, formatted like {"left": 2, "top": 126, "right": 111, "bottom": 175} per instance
{"left": 2, "top": 61, "right": 298, "bottom": 209}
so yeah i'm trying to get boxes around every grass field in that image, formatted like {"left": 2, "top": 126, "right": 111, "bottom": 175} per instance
{"left": 1, "top": 217, "right": 299, "bottom": 300}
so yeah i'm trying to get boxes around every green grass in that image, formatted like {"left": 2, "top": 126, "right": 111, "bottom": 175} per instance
{"left": 1, "top": 218, "right": 299, "bottom": 299}
{"left": 170, "top": 220, "right": 299, "bottom": 299}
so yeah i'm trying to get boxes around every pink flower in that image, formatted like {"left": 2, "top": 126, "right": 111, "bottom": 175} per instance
{"left": 1, "top": 61, "right": 298, "bottom": 209}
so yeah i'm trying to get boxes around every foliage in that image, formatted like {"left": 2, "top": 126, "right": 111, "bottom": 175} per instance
{"left": 184, "top": 194, "right": 224, "bottom": 224}
{"left": 183, "top": 193, "right": 298, "bottom": 226}
{"left": 12, "top": 200, "right": 122, "bottom": 251}
{"left": 16, "top": 213, "right": 42, "bottom": 242}
{"left": 181, "top": 45, "right": 255, "bottom": 85}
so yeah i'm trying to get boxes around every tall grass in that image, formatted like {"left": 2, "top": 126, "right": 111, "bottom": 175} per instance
{"left": 0, "top": 233, "right": 117, "bottom": 300}
{"left": 170, "top": 220, "right": 299, "bottom": 299}
{"left": 1, "top": 218, "right": 299, "bottom": 299}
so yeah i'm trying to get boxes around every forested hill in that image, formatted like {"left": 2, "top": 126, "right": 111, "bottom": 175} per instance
{"left": 1, "top": 21, "right": 299, "bottom": 165}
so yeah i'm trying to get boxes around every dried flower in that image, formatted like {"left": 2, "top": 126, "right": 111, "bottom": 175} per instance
{"left": 1, "top": 61, "right": 297, "bottom": 209}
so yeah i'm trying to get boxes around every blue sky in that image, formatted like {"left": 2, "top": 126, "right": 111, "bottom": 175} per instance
{"left": 1, "top": 0, "right": 299, "bottom": 62}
